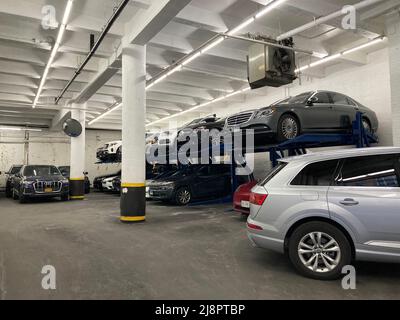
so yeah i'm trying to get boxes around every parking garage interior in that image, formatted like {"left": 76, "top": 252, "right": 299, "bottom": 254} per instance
{"left": 0, "top": 0, "right": 400, "bottom": 302}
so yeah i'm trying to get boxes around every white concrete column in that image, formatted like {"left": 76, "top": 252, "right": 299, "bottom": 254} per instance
{"left": 386, "top": 12, "right": 400, "bottom": 146}
{"left": 70, "top": 104, "right": 86, "bottom": 199}
{"left": 120, "top": 44, "right": 147, "bottom": 222}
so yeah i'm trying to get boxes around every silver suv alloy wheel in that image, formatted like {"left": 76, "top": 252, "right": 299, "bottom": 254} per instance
{"left": 298, "top": 232, "right": 341, "bottom": 273}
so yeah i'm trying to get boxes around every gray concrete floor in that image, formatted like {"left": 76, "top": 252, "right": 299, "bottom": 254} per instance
{"left": 0, "top": 192, "right": 399, "bottom": 300}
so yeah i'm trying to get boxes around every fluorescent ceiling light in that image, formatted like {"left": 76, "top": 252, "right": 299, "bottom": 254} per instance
{"left": 227, "top": 17, "right": 255, "bottom": 36}
{"left": 201, "top": 37, "right": 225, "bottom": 54}
{"left": 146, "top": 86, "right": 251, "bottom": 127}
{"left": 343, "top": 37, "right": 386, "bottom": 55}
{"left": 296, "top": 36, "right": 386, "bottom": 73}
{"left": 167, "top": 65, "right": 183, "bottom": 76}
{"left": 255, "top": 0, "right": 287, "bottom": 19}
{"left": 0, "top": 110, "right": 23, "bottom": 114}
{"left": 145, "top": 0, "right": 286, "bottom": 90}
{"left": 88, "top": 103, "right": 121, "bottom": 126}
{"left": 182, "top": 52, "right": 201, "bottom": 66}
{"left": 309, "top": 53, "right": 342, "bottom": 68}
{"left": 62, "top": 0, "right": 74, "bottom": 25}
{"left": 32, "top": 0, "right": 74, "bottom": 108}
{"left": 0, "top": 127, "right": 42, "bottom": 132}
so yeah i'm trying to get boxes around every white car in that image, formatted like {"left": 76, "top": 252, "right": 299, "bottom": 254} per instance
{"left": 97, "top": 141, "right": 122, "bottom": 161}
{"left": 102, "top": 176, "right": 119, "bottom": 191}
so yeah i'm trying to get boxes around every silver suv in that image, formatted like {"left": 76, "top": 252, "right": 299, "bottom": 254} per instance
{"left": 247, "top": 147, "right": 400, "bottom": 280}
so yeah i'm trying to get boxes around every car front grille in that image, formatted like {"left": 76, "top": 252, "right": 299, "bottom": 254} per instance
{"left": 227, "top": 112, "right": 254, "bottom": 126}
{"left": 33, "top": 181, "right": 62, "bottom": 193}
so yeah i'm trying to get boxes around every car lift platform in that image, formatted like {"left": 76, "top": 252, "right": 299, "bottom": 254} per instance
{"left": 94, "top": 112, "right": 378, "bottom": 206}
{"left": 189, "top": 112, "right": 379, "bottom": 206}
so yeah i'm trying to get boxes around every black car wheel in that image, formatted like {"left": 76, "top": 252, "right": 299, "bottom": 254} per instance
{"left": 277, "top": 114, "right": 300, "bottom": 142}
{"left": 61, "top": 194, "right": 69, "bottom": 201}
{"left": 288, "top": 222, "right": 352, "bottom": 280}
{"left": 175, "top": 187, "right": 192, "bottom": 206}
{"left": 19, "top": 188, "right": 27, "bottom": 204}
{"left": 5, "top": 186, "right": 12, "bottom": 198}
{"left": 12, "top": 188, "right": 19, "bottom": 200}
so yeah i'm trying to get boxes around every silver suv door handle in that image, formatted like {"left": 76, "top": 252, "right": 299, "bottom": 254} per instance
{"left": 340, "top": 198, "right": 359, "bottom": 206}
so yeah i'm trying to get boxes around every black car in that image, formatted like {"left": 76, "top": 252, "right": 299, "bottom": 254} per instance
{"left": 5, "top": 165, "right": 23, "bottom": 198}
{"left": 176, "top": 115, "right": 225, "bottom": 146}
{"left": 12, "top": 165, "right": 70, "bottom": 203}
{"left": 93, "top": 171, "right": 121, "bottom": 192}
{"left": 58, "top": 166, "right": 91, "bottom": 194}
{"left": 147, "top": 164, "right": 253, "bottom": 206}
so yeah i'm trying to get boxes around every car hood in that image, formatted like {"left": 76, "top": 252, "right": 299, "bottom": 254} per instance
{"left": 149, "top": 175, "right": 190, "bottom": 185}
{"left": 95, "top": 173, "right": 121, "bottom": 180}
{"left": 24, "top": 175, "right": 65, "bottom": 181}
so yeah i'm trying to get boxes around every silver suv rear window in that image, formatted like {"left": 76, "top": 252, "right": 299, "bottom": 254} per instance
{"left": 259, "top": 163, "right": 287, "bottom": 186}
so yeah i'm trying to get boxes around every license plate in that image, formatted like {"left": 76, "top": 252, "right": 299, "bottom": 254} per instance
{"left": 45, "top": 188, "right": 53, "bottom": 193}
{"left": 241, "top": 201, "right": 250, "bottom": 208}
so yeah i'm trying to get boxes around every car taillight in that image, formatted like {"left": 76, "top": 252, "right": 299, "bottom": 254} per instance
{"left": 249, "top": 192, "right": 268, "bottom": 206}
{"left": 247, "top": 223, "right": 263, "bottom": 231}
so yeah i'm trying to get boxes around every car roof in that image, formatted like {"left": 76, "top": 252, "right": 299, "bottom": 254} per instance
{"left": 280, "top": 147, "right": 400, "bottom": 164}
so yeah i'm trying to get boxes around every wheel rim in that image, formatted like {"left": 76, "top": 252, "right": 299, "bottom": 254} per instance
{"left": 362, "top": 119, "right": 371, "bottom": 133}
{"left": 298, "top": 232, "right": 341, "bottom": 273}
{"left": 178, "top": 190, "right": 191, "bottom": 204}
{"left": 281, "top": 117, "right": 299, "bottom": 140}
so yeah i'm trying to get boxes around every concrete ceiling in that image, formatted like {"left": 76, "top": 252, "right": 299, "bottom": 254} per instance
{"left": 0, "top": 0, "right": 398, "bottom": 131}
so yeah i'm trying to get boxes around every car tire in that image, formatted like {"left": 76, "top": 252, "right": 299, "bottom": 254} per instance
{"left": 19, "top": 189, "right": 27, "bottom": 204}
{"left": 5, "top": 187, "right": 12, "bottom": 198}
{"left": 174, "top": 187, "right": 192, "bottom": 206}
{"left": 288, "top": 222, "right": 352, "bottom": 280}
{"left": 277, "top": 114, "right": 300, "bottom": 142}
{"left": 61, "top": 194, "right": 69, "bottom": 201}
{"left": 12, "top": 188, "right": 19, "bottom": 200}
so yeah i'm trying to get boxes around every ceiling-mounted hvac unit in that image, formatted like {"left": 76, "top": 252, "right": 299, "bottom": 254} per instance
{"left": 247, "top": 38, "right": 297, "bottom": 89}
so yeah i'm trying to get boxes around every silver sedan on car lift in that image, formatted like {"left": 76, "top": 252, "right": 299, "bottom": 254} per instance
{"left": 247, "top": 147, "right": 400, "bottom": 280}
{"left": 225, "top": 91, "right": 379, "bottom": 142}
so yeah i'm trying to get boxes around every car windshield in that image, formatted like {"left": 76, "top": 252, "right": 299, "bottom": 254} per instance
{"left": 59, "top": 167, "right": 70, "bottom": 176}
{"left": 23, "top": 166, "right": 61, "bottom": 177}
{"left": 10, "top": 166, "right": 22, "bottom": 174}
{"left": 185, "top": 119, "right": 202, "bottom": 126}
{"left": 283, "top": 92, "right": 313, "bottom": 104}
{"left": 271, "top": 97, "right": 291, "bottom": 106}
{"left": 169, "top": 166, "right": 200, "bottom": 177}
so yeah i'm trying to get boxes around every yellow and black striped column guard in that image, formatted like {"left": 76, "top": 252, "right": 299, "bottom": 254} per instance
{"left": 120, "top": 183, "right": 146, "bottom": 223}
{"left": 70, "top": 178, "right": 85, "bottom": 200}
